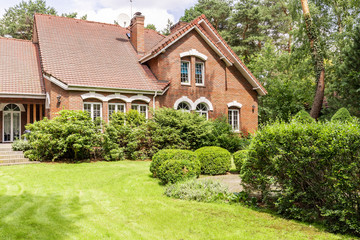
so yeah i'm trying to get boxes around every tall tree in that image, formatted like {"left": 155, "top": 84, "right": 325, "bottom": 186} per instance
{"left": 0, "top": 0, "right": 86, "bottom": 40}
{"left": 300, "top": 0, "right": 325, "bottom": 119}
{"left": 160, "top": 19, "right": 174, "bottom": 36}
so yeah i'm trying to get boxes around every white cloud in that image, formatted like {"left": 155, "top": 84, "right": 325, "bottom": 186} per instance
{"left": 76, "top": 6, "right": 175, "bottom": 30}
{"left": 0, "top": 0, "right": 197, "bottom": 30}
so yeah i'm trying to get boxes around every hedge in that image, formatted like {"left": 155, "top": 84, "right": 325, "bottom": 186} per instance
{"left": 331, "top": 107, "right": 352, "bottom": 122}
{"left": 157, "top": 159, "right": 201, "bottom": 184}
{"left": 195, "top": 146, "right": 231, "bottom": 175}
{"left": 150, "top": 149, "right": 197, "bottom": 177}
{"left": 241, "top": 120, "right": 360, "bottom": 235}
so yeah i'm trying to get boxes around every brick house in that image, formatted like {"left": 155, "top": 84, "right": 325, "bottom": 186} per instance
{"left": 0, "top": 13, "right": 266, "bottom": 142}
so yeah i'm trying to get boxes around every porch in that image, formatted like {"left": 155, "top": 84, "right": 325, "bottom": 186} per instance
{"left": 0, "top": 100, "right": 45, "bottom": 143}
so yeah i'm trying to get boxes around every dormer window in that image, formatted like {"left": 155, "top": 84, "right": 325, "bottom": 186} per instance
{"left": 181, "top": 61, "right": 190, "bottom": 85}
{"left": 195, "top": 62, "right": 204, "bottom": 85}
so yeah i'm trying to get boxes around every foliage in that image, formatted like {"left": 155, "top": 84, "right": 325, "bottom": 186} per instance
{"left": 331, "top": 107, "right": 352, "bottom": 122}
{"left": 328, "top": 26, "right": 360, "bottom": 117}
{"left": 292, "top": 110, "right": 315, "bottom": 123}
{"left": 181, "top": 0, "right": 232, "bottom": 31}
{"left": 150, "top": 108, "right": 212, "bottom": 150}
{"left": 11, "top": 139, "right": 32, "bottom": 152}
{"left": 103, "top": 110, "right": 150, "bottom": 160}
{"left": 160, "top": 19, "right": 173, "bottom": 36}
{"left": 24, "top": 110, "right": 101, "bottom": 162}
{"left": 150, "top": 149, "right": 197, "bottom": 177}
{"left": 157, "top": 159, "right": 201, "bottom": 184}
{"left": 233, "top": 150, "right": 249, "bottom": 172}
{"left": 0, "top": 0, "right": 86, "bottom": 40}
{"left": 195, "top": 146, "right": 231, "bottom": 175}
{"left": 241, "top": 120, "right": 360, "bottom": 235}
{"left": 145, "top": 24, "right": 157, "bottom": 31}
{"left": 165, "top": 178, "right": 230, "bottom": 202}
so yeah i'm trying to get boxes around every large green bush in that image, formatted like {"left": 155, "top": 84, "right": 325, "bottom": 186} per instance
{"left": 241, "top": 120, "right": 360, "bottom": 235}
{"left": 195, "top": 146, "right": 231, "bottom": 175}
{"left": 150, "top": 149, "right": 197, "bottom": 177}
{"left": 157, "top": 159, "right": 201, "bottom": 184}
{"left": 331, "top": 107, "right": 352, "bottom": 122}
{"left": 25, "top": 110, "right": 102, "bottom": 161}
{"left": 165, "top": 178, "right": 230, "bottom": 202}
{"left": 103, "top": 110, "right": 152, "bottom": 160}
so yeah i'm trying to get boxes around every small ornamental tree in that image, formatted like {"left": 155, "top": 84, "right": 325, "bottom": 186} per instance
{"left": 331, "top": 107, "right": 352, "bottom": 122}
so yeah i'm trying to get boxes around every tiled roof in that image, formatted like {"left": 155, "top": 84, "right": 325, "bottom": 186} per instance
{"left": 144, "top": 28, "right": 165, "bottom": 53}
{"left": 35, "top": 14, "right": 168, "bottom": 92}
{"left": 141, "top": 15, "right": 267, "bottom": 95}
{"left": 0, "top": 37, "right": 44, "bottom": 95}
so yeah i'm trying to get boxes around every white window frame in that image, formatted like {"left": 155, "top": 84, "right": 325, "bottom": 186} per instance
{"left": 131, "top": 104, "right": 148, "bottom": 119}
{"left": 195, "top": 62, "right": 205, "bottom": 86}
{"left": 176, "top": 102, "right": 191, "bottom": 112}
{"left": 196, "top": 103, "right": 209, "bottom": 120}
{"left": 108, "top": 103, "right": 126, "bottom": 119}
{"left": 83, "top": 102, "right": 102, "bottom": 121}
{"left": 181, "top": 60, "right": 191, "bottom": 85}
{"left": 2, "top": 104, "right": 22, "bottom": 142}
{"left": 228, "top": 109, "right": 240, "bottom": 132}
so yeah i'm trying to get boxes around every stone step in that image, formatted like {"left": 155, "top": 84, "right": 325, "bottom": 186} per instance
{"left": 0, "top": 161, "right": 40, "bottom": 166}
{"left": 0, "top": 151, "right": 23, "bottom": 155}
{"left": 0, "top": 154, "right": 25, "bottom": 160}
{"left": 0, "top": 147, "right": 13, "bottom": 151}
{"left": 0, "top": 158, "right": 30, "bottom": 164}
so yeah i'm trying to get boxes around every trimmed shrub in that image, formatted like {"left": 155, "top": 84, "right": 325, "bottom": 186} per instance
{"left": 12, "top": 139, "right": 32, "bottom": 152}
{"left": 233, "top": 150, "right": 249, "bottom": 172}
{"left": 292, "top": 110, "right": 315, "bottom": 124}
{"left": 165, "top": 178, "right": 230, "bottom": 202}
{"left": 241, "top": 120, "right": 360, "bottom": 235}
{"left": 25, "top": 110, "right": 102, "bottom": 162}
{"left": 150, "top": 149, "right": 196, "bottom": 177}
{"left": 157, "top": 159, "right": 201, "bottom": 184}
{"left": 195, "top": 146, "right": 231, "bottom": 175}
{"left": 104, "top": 148, "right": 125, "bottom": 161}
{"left": 331, "top": 107, "right": 352, "bottom": 122}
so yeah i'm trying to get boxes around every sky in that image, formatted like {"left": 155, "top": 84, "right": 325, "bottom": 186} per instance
{"left": 0, "top": 0, "right": 197, "bottom": 30}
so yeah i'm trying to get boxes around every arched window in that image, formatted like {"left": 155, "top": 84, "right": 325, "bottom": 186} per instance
{"left": 196, "top": 103, "right": 208, "bottom": 119}
{"left": 177, "top": 102, "right": 191, "bottom": 112}
{"left": 4, "top": 104, "right": 20, "bottom": 111}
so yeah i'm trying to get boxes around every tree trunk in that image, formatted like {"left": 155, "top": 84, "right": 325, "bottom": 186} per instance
{"left": 300, "top": 0, "right": 325, "bottom": 119}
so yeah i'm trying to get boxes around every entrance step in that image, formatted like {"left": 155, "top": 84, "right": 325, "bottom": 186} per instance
{"left": 0, "top": 143, "right": 38, "bottom": 166}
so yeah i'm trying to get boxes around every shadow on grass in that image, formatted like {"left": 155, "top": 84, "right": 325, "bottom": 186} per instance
{"left": 0, "top": 192, "right": 83, "bottom": 240}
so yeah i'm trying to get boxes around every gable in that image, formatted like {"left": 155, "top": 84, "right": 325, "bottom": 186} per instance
{"left": 140, "top": 15, "right": 267, "bottom": 96}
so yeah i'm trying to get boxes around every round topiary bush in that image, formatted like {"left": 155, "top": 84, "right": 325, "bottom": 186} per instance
{"left": 233, "top": 150, "right": 248, "bottom": 172}
{"left": 292, "top": 110, "right": 315, "bottom": 124}
{"left": 157, "top": 159, "right": 201, "bottom": 184}
{"left": 195, "top": 146, "right": 231, "bottom": 175}
{"left": 150, "top": 149, "right": 197, "bottom": 177}
{"left": 331, "top": 107, "right": 352, "bottom": 122}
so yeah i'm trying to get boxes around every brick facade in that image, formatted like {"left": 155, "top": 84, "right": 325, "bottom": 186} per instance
{"left": 0, "top": 14, "right": 265, "bottom": 142}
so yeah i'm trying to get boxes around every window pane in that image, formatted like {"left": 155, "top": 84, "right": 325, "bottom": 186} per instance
{"left": 109, "top": 104, "right": 116, "bottom": 117}
{"left": 195, "top": 63, "right": 203, "bottom": 84}
{"left": 131, "top": 105, "right": 138, "bottom": 111}
{"left": 181, "top": 61, "right": 189, "bottom": 83}
{"left": 177, "top": 102, "right": 190, "bottom": 112}
{"left": 117, "top": 104, "right": 125, "bottom": 113}
{"left": 93, "top": 104, "right": 101, "bottom": 120}
{"left": 140, "top": 106, "right": 147, "bottom": 116}
{"left": 84, "top": 104, "right": 91, "bottom": 114}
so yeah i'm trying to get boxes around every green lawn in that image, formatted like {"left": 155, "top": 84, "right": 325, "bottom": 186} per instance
{"left": 0, "top": 161, "right": 353, "bottom": 240}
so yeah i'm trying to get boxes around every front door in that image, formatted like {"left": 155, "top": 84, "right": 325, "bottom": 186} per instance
{"left": 3, "top": 104, "right": 21, "bottom": 142}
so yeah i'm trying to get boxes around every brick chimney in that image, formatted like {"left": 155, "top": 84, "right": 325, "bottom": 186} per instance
{"left": 130, "top": 12, "right": 145, "bottom": 55}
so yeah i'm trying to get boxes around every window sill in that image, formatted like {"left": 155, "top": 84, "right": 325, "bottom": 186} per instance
{"left": 195, "top": 84, "right": 205, "bottom": 87}
{"left": 181, "top": 83, "right": 191, "bottom": 86}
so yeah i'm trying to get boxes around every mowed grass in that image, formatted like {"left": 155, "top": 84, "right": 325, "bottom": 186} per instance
{"left": 0, "top": 161, "right": 353, "bottom": 240}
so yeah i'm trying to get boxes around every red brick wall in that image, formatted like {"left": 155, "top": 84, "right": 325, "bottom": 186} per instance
{"left": 147, "top": 29, "right": 258, "bottom": 133}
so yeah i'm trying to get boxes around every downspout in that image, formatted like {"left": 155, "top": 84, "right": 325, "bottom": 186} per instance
{"left": 153, "top": 91, "right": 158, "bottom": 110}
